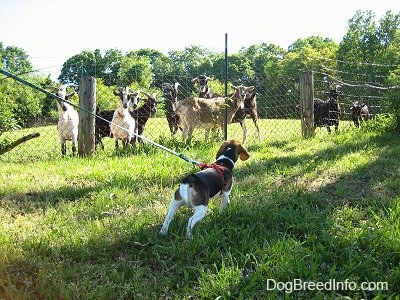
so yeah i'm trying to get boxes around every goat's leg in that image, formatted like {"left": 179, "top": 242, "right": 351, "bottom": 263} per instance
{"left": 240, "top": 120, "right": 247, "bottom": 144}
{"left": 326, "top": 126, "right": 332, "bottom": 134}
{"left": 61, "top": 142, "right": 66, "bottom": 156}
{"left": 160, "top": 197, "right": 184, "bottom": 235}
{"left": 186, "top": 127, "right": 194, "bottom": 144}
{"left": 181, "top": 126, "right": 193, "bottom": 144}
{"left": 72, "top": 137, "right": 77, "bottom": 155}
{"left": 186, "top": 205, "right": 207, "bottom": 239}
{"left": 204, "top": 128, "right": 211, "bottom": 141}
{"left": 97, "top": 138, "right": 105, "bottom": 150}
{"left": 334, "top": 123, "right": 339, "bottom": 132}
{"left": 252, "top": 117, "right": 262, "bottom": 140}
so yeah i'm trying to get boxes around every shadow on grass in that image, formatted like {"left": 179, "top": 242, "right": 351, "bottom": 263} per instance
{"left": 2, "top": 130, "right": 399, "bottom": 299}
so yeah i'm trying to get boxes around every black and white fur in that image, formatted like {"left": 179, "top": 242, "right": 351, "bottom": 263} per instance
{"left": 160, "top": 140, "right": 250, "bottom": 238}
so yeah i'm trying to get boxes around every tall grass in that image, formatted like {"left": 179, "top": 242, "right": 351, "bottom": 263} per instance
{"left": 0, "top": 118, "right": 399, "bottom": 299}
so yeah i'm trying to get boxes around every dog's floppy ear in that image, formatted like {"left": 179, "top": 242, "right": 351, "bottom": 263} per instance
{"left": 238, "top": 143, "right": 250, "bottom": 161}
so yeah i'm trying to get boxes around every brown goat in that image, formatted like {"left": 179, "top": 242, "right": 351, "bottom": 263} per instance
{"left": 175, "top": 84, "right": 255, "bottom": 144}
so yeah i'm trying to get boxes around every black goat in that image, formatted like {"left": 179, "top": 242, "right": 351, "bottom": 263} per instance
{"left": 161, "top": 82, "right": 181, "bottom": 136}
{"left": 350, "top": 101, "right": 370, "bottom": 128}
{"left": 314, "top": 87, "right": 342, "bottom": 133}
{"left": 129, "top": 92, "right": 158, "bottom": 143}
{"left": 191, "top": 74, "right": 222, "bottom": 98}
{"left": 95, "top": 108, "right": 114, "bottom": 150}
{"left": 231, "top": 91, "right": 262, "bottom": 142}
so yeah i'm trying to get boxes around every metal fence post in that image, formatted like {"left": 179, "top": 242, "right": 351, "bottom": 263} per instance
{"left": 300, "top": 71, "right": 315, "bottom": 138}
{"left": 78, "top": 77, "right": 96, "bottom": 156}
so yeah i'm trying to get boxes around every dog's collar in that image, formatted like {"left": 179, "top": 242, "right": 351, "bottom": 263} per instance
{"left": 215, "top": 154, "right": 235, "bottom": 170}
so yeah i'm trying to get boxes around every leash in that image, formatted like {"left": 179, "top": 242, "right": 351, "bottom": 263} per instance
{"left": 0, "top": 68, "right": 202, "bottom": 167}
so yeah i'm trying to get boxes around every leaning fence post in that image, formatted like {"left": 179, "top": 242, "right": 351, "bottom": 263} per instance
{"left": 78, "top": 77, "right": 96, "bottom": 156}
{"left": 300, "top": 71, "right": 315, "bottom": 138}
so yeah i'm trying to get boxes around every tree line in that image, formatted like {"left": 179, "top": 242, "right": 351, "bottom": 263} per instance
{"left": 1, "top": 9, "right": 400, "bottom": 138}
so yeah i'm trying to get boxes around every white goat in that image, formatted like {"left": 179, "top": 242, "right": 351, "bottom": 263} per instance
{"left": 110, "top": 87, "right": 138, "bottom": 149}
{"left": 54, "top": 84, "right": 79, "bottom": 156}
{"left": 175, "top": 84, "right": 255, "bottom": 143}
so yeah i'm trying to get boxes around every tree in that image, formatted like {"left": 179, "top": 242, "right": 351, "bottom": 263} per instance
{"left": 0, "top": 44, "right": 33, "bottom": 74}
{"left": 337, "top": 10, "right": 400, "bottom": 82}
{"left": 118, "top": 53, "right": 153, "bottom": 88}
{"left": 102, "top": 48, "right": 124, "bottom": 86}
{"left": 58, "top": 49, "right": 103, "bottom": 85}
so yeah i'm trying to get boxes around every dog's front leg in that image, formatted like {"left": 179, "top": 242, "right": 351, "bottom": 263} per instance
{"left": 186, "top": 205, "right": 207, "bottom": 239}
{"left": 160, "top": 198, "right": 184, "bottom": 235}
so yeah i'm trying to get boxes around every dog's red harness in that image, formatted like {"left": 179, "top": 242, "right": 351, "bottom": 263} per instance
{"left": 198, "top": 163, "right": 228, "bottom": 186}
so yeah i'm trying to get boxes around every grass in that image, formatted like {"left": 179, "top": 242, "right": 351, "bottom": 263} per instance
{"left": 0, "top": 118, "right": 399, "bottom": 299}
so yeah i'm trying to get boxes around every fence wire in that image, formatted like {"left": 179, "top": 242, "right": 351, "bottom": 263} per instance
{"left": 0, "top": 71, "right": 394, "bottom": 163}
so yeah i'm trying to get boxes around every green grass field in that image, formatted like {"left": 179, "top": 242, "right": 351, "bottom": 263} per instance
{"left": 0, "top": 117, "right": 399, "bottom": 299}
{"left": 0, "top": 117, "right": 356, "bottom": 162}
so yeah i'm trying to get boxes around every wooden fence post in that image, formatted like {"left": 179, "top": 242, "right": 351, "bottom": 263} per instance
{"left": 300, "top": 71, "right": 315, "bottom": 138}
{"left": 78, "top": 77, "right": 96, "bottom": 156}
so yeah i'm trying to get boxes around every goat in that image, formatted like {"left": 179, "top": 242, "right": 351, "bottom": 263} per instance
{"left": 110, "top": 87, "right": 138, "bottom": 149}
{"left": 350, "top": 101, "right": 370, "bottom": 128}
{"left": 129, "top": 92, "right": 158, "bottom": 143}
{"left": 192, "top": 75, "right": 261, "bottom": 143}
{"left": 53, "top": 84, "right": 79, "bottom": 156}
{"left": 314, "top": 87, "right": 342, "bottom": 133}
{"left": 231, "top": 91, "right": 262, "bottom": 143}
{"left": 161, "top": 82, "right": 181, "bottom": 136}
{"left": 191, "top": 74, "right": 222, "bottom": 98}
{"left": 175, "top": 84, "right": 255, "bottom": 143}
{"left": 95, "top": 88, "right": 140, "bottom": 150}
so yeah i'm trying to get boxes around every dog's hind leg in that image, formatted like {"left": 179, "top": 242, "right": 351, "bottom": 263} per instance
{"left": 160, "top": 198, "right": 184, "bottom": 235}
{"left": 186, "top": 205, "right": 207, "bottom": 239}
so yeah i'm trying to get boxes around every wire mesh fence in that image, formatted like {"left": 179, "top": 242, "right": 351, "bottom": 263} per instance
{"left": 0, "top": 71, "right": 395, "bottom": 163}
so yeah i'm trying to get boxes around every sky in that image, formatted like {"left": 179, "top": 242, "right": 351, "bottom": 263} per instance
{"left": 1, "top": 0, "right": 399, "bottom": 80}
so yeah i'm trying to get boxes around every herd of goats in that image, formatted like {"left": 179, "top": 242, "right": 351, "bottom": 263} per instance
{"left": 51, "top": 75, "right": 370, "bottom": 156}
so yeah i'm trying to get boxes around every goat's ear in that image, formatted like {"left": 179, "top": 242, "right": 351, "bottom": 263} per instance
{"left": 191, "top": 78, "right": 198, "bottom": 83}
{"left": 247, "top": 86, "right": 255, "bottom": 92}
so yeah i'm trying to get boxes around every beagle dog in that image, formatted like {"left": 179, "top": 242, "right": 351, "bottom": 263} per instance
{"left": 160, "top": 140, "right": 250, "bottom": 238}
